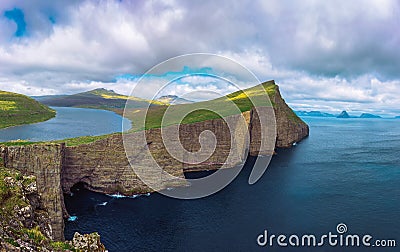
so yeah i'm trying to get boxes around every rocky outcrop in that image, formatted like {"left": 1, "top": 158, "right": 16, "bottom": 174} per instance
{"left": 0, "top": 167, "right": 105, "bottom": 251}
{"left": 0, "top": 145, "right": 66, "bottom": 241}
{"left": 70, "top": 232, "right": 106, "bottom": 252}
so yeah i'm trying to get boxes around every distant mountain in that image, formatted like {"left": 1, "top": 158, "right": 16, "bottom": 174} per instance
{"left": 359, "top": 113, "right": 381, "bottom": 118}
{"left": 337, "top": 110, "right": 350, "bottom": 118}
{"left": 34, "top": 88, "right": 165, "bottom": 109}
{"left": 0, "top": 90, "right": 55, "bottom": 129}
{"left": 295, "top": 111, "right": 335, "bottom": 117}
{"left": 395, "top": 116, "right": 400, "bottom": 119}
{"left": 156, "top": 95, "right": 193, "bottom": 105}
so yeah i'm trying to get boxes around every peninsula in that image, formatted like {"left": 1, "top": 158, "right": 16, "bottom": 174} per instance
{"left": 1, "top": 80, "right": 309, "bottom": 243}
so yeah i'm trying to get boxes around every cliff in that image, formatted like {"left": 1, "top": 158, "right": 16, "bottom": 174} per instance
{"left": 0, "top": 145, "right": 65, "bottom": 241}
{"left": 0, "top": 166, "right": 105, "bottom": 251}
{"left": 0, "top": 82, "right": 309, "bottom": 241}
{"left": 272, "top": 86, "right": 309, "bottom": 147}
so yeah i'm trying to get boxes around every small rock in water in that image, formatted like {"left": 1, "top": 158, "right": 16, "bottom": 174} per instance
{"left": 71, "top": 232, "right": 106, "bottom": 252}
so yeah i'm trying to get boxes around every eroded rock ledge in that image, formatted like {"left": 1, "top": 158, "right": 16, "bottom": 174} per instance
{"left": 0, "top": 84, "right": 308, "bottom": 241}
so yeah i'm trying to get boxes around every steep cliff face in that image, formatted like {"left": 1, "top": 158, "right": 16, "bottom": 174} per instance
{"left": 52, "top": 84, "right": 308, "bottom": 197}
{"left": 0, "top": 145, "right": 65, "bottom": 241}
{"left": 62, "top": 132, "right": 187, "bottom": 195}
{"left": 62, "top": 112, "right": 251, "bottom": 194}
{"left": 272, "top": 86, "right": 309, "bottom": 147}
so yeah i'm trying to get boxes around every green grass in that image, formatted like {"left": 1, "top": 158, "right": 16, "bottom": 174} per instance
{"left": 0, "top": 167, "right": 29, "bottom": 214}
{"left": 0, "top": 90, "right": 56, "bottom": 129}
{"left": 51, "top": 241, "right": 76, "bottom": 251}
{"left": 125, "top": 81, "right": 277, "bottom": 131}
{"left": 23, "top": 226, "right": 46, "bottom": 243}
{"left": 0, "top": 140, "right": 39, "bottom": 146}
{"left": 52, "top": 134, "right": 115, "bottom": 146}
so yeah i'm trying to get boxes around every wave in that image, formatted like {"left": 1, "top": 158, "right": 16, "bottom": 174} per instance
{"left": 106, "top": 192, "right": 151, "bottom": 199}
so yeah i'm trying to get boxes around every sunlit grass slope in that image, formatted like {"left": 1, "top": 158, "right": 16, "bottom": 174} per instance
{"left": 0, "top": 91, "right": 56, "bottom": 129}
{"left": 125, "top": 80, "right": 277, "bottom": 131}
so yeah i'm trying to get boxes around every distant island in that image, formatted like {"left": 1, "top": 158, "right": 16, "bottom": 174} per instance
{"left": 0, "top": 90, "right": 55, "bottom": 129}
{"left": 296, "top": 110, "right": 385, "bottom": 119}
{"left": 295, "top": 111, "right": 335, "bottom": 117}
{"left": 395, "top": 116, "right": 400, "bottom": 119}
{"left": 337, "top": 110, "right": 351, "bottom": 118}
{"left": 360, "top": 113, "right": 381, "bottom": 118}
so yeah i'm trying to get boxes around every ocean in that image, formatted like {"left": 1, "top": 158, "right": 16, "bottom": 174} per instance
{"left": 64, "top": 117, "right": 400, "bottom": 251}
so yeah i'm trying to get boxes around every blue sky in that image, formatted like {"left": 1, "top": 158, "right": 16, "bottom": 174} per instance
{"left": 0, "top": 0, "right": 399, "bottom": 115}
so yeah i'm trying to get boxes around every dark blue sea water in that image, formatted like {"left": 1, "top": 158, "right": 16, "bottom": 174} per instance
{"left": 0, "top": 107, "right": 131, "bottom": 142}
{"left": 64, "top": 117, "right": 400, "bottom": 251}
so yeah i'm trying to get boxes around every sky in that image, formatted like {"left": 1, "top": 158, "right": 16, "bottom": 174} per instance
{"left": 0, "top": 0, "right": 399, "bottom": 115}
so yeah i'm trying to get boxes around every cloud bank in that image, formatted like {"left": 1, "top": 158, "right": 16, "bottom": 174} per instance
{"left": 0, "top": 0, "right": 399, "bottom": 115}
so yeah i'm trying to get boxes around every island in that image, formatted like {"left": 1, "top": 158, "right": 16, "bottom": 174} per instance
{"left": 337, "top": 110, "right": 351, "bottom": 118}
{"left": 295, "top": 111, "right": 335, "bottom": 117}
{"left": 359, "top": 113, "right": 382, "bottom": 118}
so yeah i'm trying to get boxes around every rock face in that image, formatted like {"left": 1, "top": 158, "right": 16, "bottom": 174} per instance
{"left": 0, "top": 167, "right": 105, "bottom": 251}
{"left": 62, "top": 132, "right": 187, "bottom": 195}
{"left": 0, "top": 83, "right": 309, "bottom": 241}
{"left": 0, "top": 145, "right": 66, "bottom": 241}
{"left": 271, "top": 86, "right": 309, "bottom": 147}
{"left": 70, "top": 232, "right": 106, "bottom": 252}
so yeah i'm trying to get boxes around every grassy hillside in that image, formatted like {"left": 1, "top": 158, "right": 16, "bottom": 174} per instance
{"left": 36, "top": 88, "right": 165, "bottom": 109}
{"left": 124, "top": 80, "right": 277, "bottom": 131}
{"left": 0, "top": 91, "right": 56, "bottom": 129}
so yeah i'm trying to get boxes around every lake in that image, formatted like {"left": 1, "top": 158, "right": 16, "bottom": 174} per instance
{"left": 0, "top": 107, "right": 131, "bottom": 142}
{"left": 62, "top": 117, "right": 398, "bottom": 251}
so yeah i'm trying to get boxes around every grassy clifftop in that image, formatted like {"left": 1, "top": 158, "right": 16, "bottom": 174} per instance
{"left": 124, "top": 80, "right": 278, "bottom": 131}
{"left": 0, "top": 91, "right": 56, "bottom": 129}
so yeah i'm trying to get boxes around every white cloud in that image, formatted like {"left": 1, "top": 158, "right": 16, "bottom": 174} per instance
{"left": 0, "top": 0, "right": 399, "bottom": 115}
